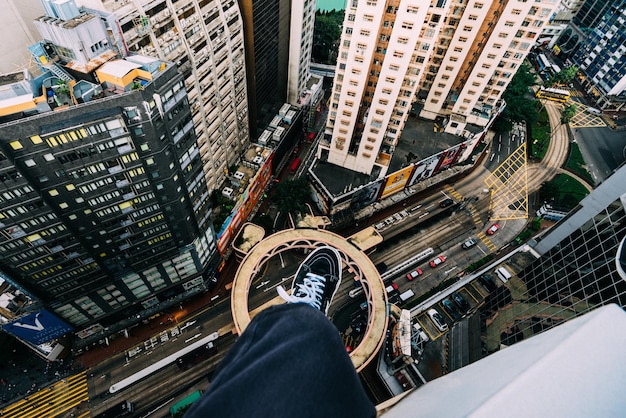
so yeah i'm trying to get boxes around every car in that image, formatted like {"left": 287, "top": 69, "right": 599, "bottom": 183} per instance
{"left": 479, "top": 274, "right": 497, "bottom": 292}
{"left": 461, "top": 238, "right": 478, "bottom": 249}
{"left": 487, "top": 223, "right": 500, "bottom": 235}
{"left": 451, "top": 292, "right": 471, "bottom": 313}
{"left": 429, "top": 255, "right": 446, "bottom": 268}
{"left": 386, "top": 283, "right": 399, "bottom": 294}
{"left": 439, "top": 198, "right": 454, "bottom": 208}
{"left": 441, "top": 298, "right": 462, "bottom": 321}
{"left": 427, "top": 309, "right": 448, "bottom": 332}
{"left": 406, "top": 268, "right": 423, "bottom": 281}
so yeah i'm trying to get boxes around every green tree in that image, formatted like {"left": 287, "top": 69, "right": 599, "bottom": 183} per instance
{"left": 492, "top": 63, "right": 538, "bottom": 132}
{"left": 312, "top": 10, "right": 344, "bottom": 65}
{"left": 274, "top": 177, "right": 310, "bottom": 216}
{"left": 547, "top": 65, "right": 578, "bottom": 87}
{"left": 561, "top": 104, "right": 577, "bottom": 124}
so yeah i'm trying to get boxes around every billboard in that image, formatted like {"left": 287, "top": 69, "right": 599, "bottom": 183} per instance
{"left": 381, "top": 166, "right": 414, "bottom": 199}
{"left": 3, "top": 310, "right": 73, "bottom": 345}
{"left": 349, "top": 179, "right": 383, "bottom": 211}
{"left": 407, "top": 154, "right": 442, "bottom": 187}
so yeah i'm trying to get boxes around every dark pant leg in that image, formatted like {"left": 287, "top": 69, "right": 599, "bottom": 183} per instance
{"left": 185, "top": 303, "right": 376, "bottom": 418}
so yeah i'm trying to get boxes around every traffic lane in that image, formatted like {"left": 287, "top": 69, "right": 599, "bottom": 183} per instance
{"left": 88, "top": 296, "right": 234, "bottom": 398}
{"left": 485, "top": 130, "right": 512, "bottom": 172}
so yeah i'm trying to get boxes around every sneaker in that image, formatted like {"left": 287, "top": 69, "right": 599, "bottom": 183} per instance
{"left": 277, "top": 245, "right": 342, "bottom": 315}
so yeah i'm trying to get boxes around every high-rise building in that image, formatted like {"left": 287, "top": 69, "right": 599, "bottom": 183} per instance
{"left": 238, "top": 0, "right": 319, "bottom": 138}
{"left": 0, "top": 0, "right": 43, "bottom": 75}
{"left": 76, "top": 0, "right": 250, "bottom": 193}
{"left": 481, "top": 163, "right": 626, "bottom": 351}
{"left": 556, "top": 0, "right": 617, "bottom": 57}
{"left": 571, "top": 0, "right": 626, "bottom": 111}
{"left": 0, "top": 2, "right": 218, "bottom": 342}
{"left": 317, "top": 0, "right": 560, "bottom": 177}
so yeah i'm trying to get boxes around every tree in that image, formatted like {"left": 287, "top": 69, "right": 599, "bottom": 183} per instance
{"left": 547, "top": 65, "right": 578, "bottom": 87}
{"left": 492, "top": 63, "right": 538, "bottom": 133}
{"left": 312, "top": 10, "right": 344, "bottom": 65}
{"left": 561, "top": 104, "right": 577, "bottom": 124}
{"left": 274, "top": 177, "right": 310, "bottom": 216}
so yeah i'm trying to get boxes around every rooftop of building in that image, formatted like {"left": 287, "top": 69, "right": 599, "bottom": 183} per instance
{"left": 312, "top": 115, "right": 477, "bottom": 197}
{"left": 0, "top": 52, "right": 168, "bottom": 124}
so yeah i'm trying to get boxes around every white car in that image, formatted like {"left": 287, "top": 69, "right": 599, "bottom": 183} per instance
{"left": 427, "top": 309, "right": 448, "bottom": 332}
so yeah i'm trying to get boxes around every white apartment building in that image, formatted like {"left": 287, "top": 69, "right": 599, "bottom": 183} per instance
{"left": 287, "top": 0, "right": 317, "bottom": 104}
{"left": 318, "top": 0, "right": 560, "bottom": 178}
{"left": 77, "top": 0, "right": 250, "bottom": 193}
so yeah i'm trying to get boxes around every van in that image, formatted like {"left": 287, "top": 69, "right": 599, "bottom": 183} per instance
{"left": 496, "top": 267, "right": 512, "bottom": 283}
{"left": 399, "top": 289, "right": 415, "bottom": 302}
{"left": 586, "top": 107, "right": 601, "bottom": 115}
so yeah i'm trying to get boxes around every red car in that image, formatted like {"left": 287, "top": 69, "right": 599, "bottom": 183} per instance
{"left": 487, "top": 223, "right": 500, "bottom": 235}
{"left": 429, "top": 255, "right": 446, "bottom": 268}
{"left": 406, "top": 269, "right": 423, "bottom": 281}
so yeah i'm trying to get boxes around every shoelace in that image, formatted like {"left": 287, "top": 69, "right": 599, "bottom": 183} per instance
{"left": 277, "top": 273, "right": 326, "bottom": 310}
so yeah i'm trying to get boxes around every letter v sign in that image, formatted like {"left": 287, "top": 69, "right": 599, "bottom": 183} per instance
{"left": 13, "top": 313, "right": 44, "bottom": 331}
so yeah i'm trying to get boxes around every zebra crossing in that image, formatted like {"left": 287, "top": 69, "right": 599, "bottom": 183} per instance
{"left": 444, "top": 185, "right": 497, "bottom": 252}
{"left": 0, "top": 371, "right": 89, "bottom": 418}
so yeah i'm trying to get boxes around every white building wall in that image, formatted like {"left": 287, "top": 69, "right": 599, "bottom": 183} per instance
{"left": 287, "top": 0, "right": 316, "bottom": 104}
{"left": 77, "top": 0, "right": 249, "bottom": 193}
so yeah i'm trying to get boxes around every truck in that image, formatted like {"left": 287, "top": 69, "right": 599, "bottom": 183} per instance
{"left": 399, "top": 289, "right": 415, "bottom": 302}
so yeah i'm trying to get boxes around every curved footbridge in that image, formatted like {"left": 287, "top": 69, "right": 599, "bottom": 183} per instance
{"left": 231, "top": 227, "right": 389, "bottom": 372}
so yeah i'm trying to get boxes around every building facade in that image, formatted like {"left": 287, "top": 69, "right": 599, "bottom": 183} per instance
{"left": 0, "top": 2, "right": 219, "bottom": 342}
{"left": 317, "top": 0, "right": 560, "bottom": 178}
{"left": 483, "top": 164, "right": 626, "bottom": 350}
{"left": 555, "top": 0, "right": 616, "bottom": 57}
{"left": 77, "top": 0, "right": 250, "bottom": 193}
{"left": 571, "top": 0, "right": 626, "bottom": 111}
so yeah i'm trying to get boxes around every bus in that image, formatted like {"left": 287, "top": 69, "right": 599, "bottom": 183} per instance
{"left": 170, "top": 390, "right": 203, "bottom": 417}
{"left": 535, "top": 86, "right": 571, "bottom": 103}
{"left": 536, "top": 53, "right": 550, "bottom": 72}
{"left": 289, "top": 157, "right": 302, "bottom": 174}
{"left": 94, "top": 400, "right": 134, "bottom": 418}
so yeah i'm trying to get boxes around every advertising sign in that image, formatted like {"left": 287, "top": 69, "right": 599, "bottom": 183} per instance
{"left": 3, "top": 310, "right": 73, "bottom": 345}
{"left": 381, "top": 166, "right": 414, "bottom": 199}
{"left": 349, "top": 179, "right": 383, "bottom": 211}
{"left": 407, "top": 154, "right": 442, "bottom": 187}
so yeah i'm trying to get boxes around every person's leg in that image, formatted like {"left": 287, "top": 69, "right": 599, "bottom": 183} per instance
{"left": 185, "top": 303, "right": 376, "bottom": 418}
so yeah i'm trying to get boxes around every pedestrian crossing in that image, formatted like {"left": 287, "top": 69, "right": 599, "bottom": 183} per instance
{"left": 444, "top": 185, "right": 497, "bottom": 252}
{"left": 0, "top": 371, "right": 89, "bottom": 418}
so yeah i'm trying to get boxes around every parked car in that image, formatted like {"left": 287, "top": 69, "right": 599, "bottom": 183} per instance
{"left": 479, "top": 274, "right": 497, "bottom": 292}
{"left": 406, "top": 269, "right": 423, "bottom": 281}
{"left": 487, "top": 223, "right": 500, "bottom": 235}
{"left": 439, "top": 198, "right": 454, "bottom": 208}
{"left": 442, "top": 298, "right": 462, "bottom": 321}
{"left": 429, "top": 255, "right": 446, "bottom": 268}
{"left": 427, "top": 309, "right": 448, "bottom": 332}
{"left": 451, "top": 291, "right": 471, "bottom": 313}
{"left": 461, "top": 238, "right": 478, "bottom": 249}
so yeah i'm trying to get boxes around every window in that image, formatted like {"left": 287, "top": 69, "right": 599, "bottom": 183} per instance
{"left": 401, "top": 22, "right": 413, "bottom": 30}
{"left": 463, "top": 26, "right": 472, "bottom": 32}
{"left": 474, "top": 2, "right": 483, "bottom": 8}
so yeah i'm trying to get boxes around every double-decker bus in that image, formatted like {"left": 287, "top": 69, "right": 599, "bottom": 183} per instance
{"left": 535, "top": 86, "right": 571, "bottom": 103}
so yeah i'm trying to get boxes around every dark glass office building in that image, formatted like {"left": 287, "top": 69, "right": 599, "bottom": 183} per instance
{"left": 481, "top": 164, "right": 626, "bottom": 351}
{"left": 0, "top": 58, "right": 218, "bottom": 343}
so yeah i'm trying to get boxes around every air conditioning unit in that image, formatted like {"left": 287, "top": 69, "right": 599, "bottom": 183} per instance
{"left": 222, "top": 187, "right": 234, "bottom": 199}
